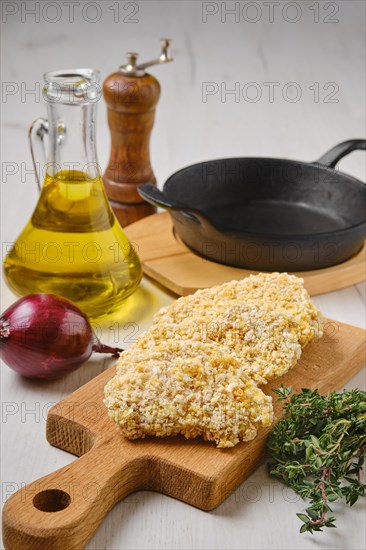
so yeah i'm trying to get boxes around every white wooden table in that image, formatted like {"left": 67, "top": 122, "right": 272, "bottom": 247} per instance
{"left": 1, "top": 1, "right": 365, "bottom": 549}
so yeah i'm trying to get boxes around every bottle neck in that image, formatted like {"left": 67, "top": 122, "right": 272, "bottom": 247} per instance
{"left": 46, "top": 100, "right": 100, "bottom": 180}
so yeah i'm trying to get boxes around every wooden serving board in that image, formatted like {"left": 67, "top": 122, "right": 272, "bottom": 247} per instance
{"left": 2, "top": 320, "right": 365, "bottom": 550}
{"left": 124, "top": 212, "right": 366, "bottom": 296}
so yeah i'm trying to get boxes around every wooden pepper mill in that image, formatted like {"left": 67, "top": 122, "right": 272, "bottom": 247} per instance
{"left": 103, "top": 39, "right": 173, "bottom": 226}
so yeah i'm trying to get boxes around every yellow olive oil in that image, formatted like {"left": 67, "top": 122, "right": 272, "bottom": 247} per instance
{"left": 4, "top": 171, "right": 142, "bottom": 318}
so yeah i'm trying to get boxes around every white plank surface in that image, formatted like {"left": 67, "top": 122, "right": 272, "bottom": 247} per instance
{"left": 1, "top": 1, "right": 365, "bottom": 549}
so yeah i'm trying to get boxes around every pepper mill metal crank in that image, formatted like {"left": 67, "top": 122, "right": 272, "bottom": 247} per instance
{"left": 103, "top": 39, "right": 173, "bottom": 226}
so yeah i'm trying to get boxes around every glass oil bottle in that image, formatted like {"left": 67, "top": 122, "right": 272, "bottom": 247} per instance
{"left": 3, "top": 69, "right": 142, "bottom": 319}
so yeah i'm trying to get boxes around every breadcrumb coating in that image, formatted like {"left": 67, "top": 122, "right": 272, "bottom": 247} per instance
{"left": 104, "top": 273, "right": 324, "bottom": 448}
{"left": 104, "top": 341, "right": 273, "bottom": 448}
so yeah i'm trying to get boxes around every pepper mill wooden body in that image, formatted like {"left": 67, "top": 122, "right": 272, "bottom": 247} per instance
{"left": 103, "top": 40, "right": 173, "bottom": 227}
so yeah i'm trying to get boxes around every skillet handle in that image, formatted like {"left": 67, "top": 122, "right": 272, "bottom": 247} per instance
{"left": 138, "top": 183, "right": 177, "bottom": 210}
{"left": 138, "top": 184, "right": 202, "bottom": 224}
{"left": 316, "top": 139, "right": 366, "bottom": 168}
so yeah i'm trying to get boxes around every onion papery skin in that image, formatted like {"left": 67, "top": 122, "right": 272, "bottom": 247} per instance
{"left": 0, "top": 294, "right": 93, "bottom": 380}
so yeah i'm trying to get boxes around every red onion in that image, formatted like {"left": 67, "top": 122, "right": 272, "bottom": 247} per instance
{"left": 0, "top": 294, "right": 122, "bottom": 380}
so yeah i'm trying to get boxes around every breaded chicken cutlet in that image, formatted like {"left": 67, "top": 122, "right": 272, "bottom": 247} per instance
{"left": 104, "top": 273, "right": 324, "bottom": 448}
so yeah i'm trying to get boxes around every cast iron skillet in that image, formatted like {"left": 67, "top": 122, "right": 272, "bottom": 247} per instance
{"left": 139, "top": 140, "right": 366, "bottom": 271}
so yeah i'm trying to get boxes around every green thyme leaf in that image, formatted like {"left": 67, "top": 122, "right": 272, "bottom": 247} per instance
{"left": 267, "top": 388, "right": 366, "bottom": 534}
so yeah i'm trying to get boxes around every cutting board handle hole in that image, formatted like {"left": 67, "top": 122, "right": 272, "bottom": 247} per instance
{"left": 33, "top": 489, "right": 71, "bottom": 513}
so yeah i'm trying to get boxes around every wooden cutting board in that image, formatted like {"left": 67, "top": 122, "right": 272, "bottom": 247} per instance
{"left": 3, "top": 320, "right": 365, "bottom": 550}
{"left": 124, "top": 212, "right": 366, "bottom": 296}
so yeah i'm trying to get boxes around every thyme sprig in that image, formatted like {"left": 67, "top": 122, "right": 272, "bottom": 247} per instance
{"left": 267, "top": 386, "right": 366, "bottom": 534}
